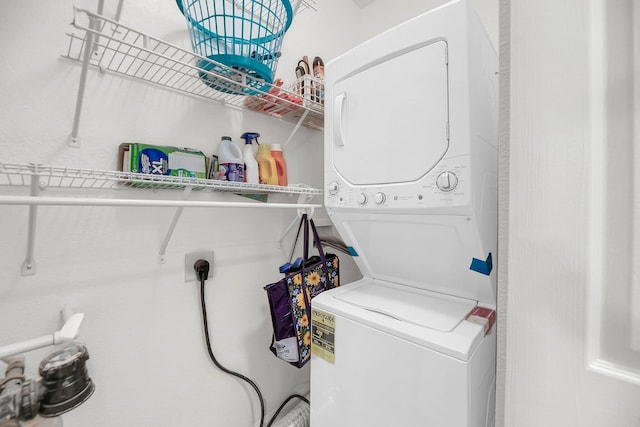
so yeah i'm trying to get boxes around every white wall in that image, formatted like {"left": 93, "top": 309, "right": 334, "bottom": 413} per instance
{"left": 0, "top": 1, "right": 361, "bottom": 426}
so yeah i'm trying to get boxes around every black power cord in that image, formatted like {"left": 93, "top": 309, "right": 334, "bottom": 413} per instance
{"left": 266, "top": 393, "right": 310, "bottom": 427}
{"left": 194, "top": 260, "right": 309, "bottom": 427}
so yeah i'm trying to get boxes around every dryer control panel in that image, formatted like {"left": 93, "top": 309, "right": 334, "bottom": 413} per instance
{"left": 325, "top": 156, "right": 472, "bottom": 213}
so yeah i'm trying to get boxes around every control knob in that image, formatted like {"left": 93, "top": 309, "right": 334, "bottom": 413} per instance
{"left": 436, "top": 171, "right": 458, "bottom": 192}
{"left": 374, "top": 192, "right": 386, "bottom": 204}
{"left": 357, "top": 193, "right": 368, "bottom": 205}
{"left": 328, "top": 181, "right": 339, "bottom": 195}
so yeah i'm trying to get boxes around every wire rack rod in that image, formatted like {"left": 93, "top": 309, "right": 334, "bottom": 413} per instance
{"left": 62, "top": 7, "right": 323, "bottom": 130}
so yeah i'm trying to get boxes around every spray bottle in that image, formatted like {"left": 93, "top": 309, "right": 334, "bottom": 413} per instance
{"left": 240, "top": 132, "right": 260, "bottom": 185}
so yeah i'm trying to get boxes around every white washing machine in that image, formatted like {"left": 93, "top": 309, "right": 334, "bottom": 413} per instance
{"left": 310, "top": 1, "right": 498, "bottom": 426}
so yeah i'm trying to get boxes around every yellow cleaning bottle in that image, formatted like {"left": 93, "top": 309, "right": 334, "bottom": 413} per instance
{"left": 255, "top": 144, "right": 279, "bottom": 185}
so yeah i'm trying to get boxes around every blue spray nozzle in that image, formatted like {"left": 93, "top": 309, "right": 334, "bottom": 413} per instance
{"left": 279, "top": 262, "right": 292, "bottom": 274}
{"left": 240, "top": 132, "right": 260, "bottom": 145}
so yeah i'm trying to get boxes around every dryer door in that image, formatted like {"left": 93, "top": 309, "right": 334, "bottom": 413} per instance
{"left": 331, "top": 40, "right": 449, "bottom": 186}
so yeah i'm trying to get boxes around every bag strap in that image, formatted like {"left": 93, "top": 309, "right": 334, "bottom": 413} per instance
{"left": 302, "top": 214, "right": 310, "bottom": 261}
{"left": 288, "top": 214, "right": 306, "bottom": 263}
{"left": 304, "top": 218, "right": 331, "bottom": 285}
{"left": 309, "top": 218, "right": 328, "bottom": 267}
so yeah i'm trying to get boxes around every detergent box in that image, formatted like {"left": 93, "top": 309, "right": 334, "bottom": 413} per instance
{"left": 119, "top": 143, "right": 207, "bottom": 179}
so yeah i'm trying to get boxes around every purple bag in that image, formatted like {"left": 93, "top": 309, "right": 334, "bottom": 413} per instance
{"left": 264, "top": 214, "right": 339, "bottom": 368}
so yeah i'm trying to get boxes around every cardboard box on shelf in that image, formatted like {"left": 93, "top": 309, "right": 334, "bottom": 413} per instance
{"left": 118, "top": 143, "right": 208, "bottom": 179}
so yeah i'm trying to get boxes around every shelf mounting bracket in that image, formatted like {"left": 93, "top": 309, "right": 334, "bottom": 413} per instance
{"left": 282, "top": 109, "right": 310, "bottom": 151}
{"left": 68, "top": 10, "right": 101, "bottom": 148}
{"left": 158, "top": 185, "right": 193, "bottom": 263}
{"left": 21, "top": 174, "right": 42, "bottom": 275}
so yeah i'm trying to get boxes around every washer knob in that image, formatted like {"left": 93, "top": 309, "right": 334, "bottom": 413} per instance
{"left": 328, "top": 181, "right": 339, "bottom": 195}
{"left": 436, "top": 171, "right": 458, "bottom": 192}
{"left": 357, "top": 193, "right": 368, "bottom": 205}
{"left": 374, "top": 192, "right": 386, "bottom": 204}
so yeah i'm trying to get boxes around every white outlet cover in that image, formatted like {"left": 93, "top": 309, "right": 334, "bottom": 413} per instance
{"left": 185, "top": 250, "right": 214, "bottom": 283}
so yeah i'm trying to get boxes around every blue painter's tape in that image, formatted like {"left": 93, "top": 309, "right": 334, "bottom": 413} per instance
{"left": 346, "top": 246, "right": 359, "bottom": 256}
{"left": 470, "top": 253, "right": 493, "bottom": 276}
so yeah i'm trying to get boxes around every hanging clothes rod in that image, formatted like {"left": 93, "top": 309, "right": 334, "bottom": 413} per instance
{"left": 0, "top": 196, "right": 321, "bottom": 210}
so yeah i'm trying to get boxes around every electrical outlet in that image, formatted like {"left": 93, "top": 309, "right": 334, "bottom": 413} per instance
{"left": 185, "top": 250, "right": 214, "bottom": 283}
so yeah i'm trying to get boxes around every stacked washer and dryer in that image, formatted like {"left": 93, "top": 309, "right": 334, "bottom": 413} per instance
{"left": 310, "top": 1, "right": 498, "bottom": 426}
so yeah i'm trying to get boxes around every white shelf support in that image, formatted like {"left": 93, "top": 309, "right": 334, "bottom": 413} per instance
{"left": 68, "top": 9, "right": 100, "bottom": 148}
{"left": 158, "top": 186, "right": 193, "bottom": 263}
{"left": 283, "top": 109, "right": 310, "bottom": 151}
{"left": 21, "top": 177, "right": 40, "bottom": 276}
{"left": 279, "top": 215, "right": 300, "bottom": 249}
{"left": 114, "top": 0, "right": 124, "bottom": 22}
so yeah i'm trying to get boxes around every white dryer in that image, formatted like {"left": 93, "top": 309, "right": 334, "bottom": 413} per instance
{"left": 311, "top": 1, "right": 498, "bottom": 426}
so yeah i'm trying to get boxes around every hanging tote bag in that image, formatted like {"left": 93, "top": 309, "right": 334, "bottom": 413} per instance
{"left": 264, "top": 214, "right": 339, "bottom": 367}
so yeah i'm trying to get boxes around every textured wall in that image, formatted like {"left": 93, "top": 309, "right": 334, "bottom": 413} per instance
{"left": 0, "top": 1, "right": 361, "bottom": 426}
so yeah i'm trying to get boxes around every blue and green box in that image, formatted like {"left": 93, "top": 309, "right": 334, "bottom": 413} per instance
{"left": 119, "top": 143, "right": 207, "bottom": 178}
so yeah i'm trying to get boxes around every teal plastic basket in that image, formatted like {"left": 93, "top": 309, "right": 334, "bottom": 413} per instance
{"left": 177, "top": 0, "right": 293, "bottom": 95}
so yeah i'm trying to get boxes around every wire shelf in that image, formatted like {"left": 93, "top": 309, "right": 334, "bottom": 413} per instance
{"left": 1, "top": 161, "right": 323, "bottom": 272}
{"left": 0, "top": 163, "right": 322, "bottom": 196}
{"left": 62, "top": 7, "right": 324, "bottom": 130}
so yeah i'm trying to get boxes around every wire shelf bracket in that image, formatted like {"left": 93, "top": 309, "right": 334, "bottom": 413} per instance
{"left": 21, "top": 177, "right": 41, "bottom": 275}
{"left": 158, "top": 185, "right": 193, "bottom": 264}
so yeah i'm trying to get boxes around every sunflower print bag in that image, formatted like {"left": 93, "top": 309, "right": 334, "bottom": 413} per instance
{"left": 264, "top": 215, "right": 339, "bottom": 368}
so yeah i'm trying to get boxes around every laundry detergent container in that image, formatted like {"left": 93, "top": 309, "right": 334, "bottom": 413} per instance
{"left": 177, "top": 0, "right": 293, "bottom": 94}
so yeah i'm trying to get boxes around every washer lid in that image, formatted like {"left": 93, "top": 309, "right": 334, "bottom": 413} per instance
{"left": 335, "top": 281, "right": 476, "bottom": 332}
{"left": 313, "top": 279, "right": 486, "bottom": 360}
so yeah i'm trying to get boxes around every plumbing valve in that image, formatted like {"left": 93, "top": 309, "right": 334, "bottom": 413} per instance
{"left": 0, "top": 343, "right": 94, "bottom": 425}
